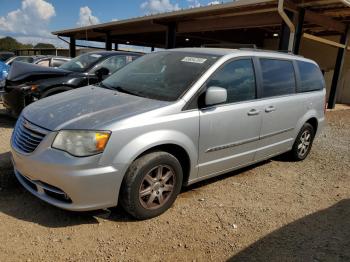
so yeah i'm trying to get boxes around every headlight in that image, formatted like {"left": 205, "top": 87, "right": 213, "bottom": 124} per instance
{"left": 52, "top": 130, "right": 111, "bottom": 157}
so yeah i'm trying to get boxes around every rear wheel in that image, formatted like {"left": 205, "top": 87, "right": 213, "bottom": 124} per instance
{"left": 290, "top": 123, "right": 315, "bottom": 161}
{"left": 120, "top": 151, "right": 183, "bottom": 220}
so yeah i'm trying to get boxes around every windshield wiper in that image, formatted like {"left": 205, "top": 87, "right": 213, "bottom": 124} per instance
{"left": 97, "top": 83, "right": 144, "bottom": 97}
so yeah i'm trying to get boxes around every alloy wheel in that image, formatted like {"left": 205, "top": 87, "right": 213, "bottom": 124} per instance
{"left": 297, "top": 130, "right": 311, "bottom": 157}
{"left": 139, "top": 165, "right": 176, "bottom": 210}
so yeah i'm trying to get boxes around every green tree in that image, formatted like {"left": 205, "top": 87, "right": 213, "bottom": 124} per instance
{"left": 34, "top": 43, "right": 55, "bottom": 49}
{"left": 0, "top": 36, "right": 33, "bottom": 51}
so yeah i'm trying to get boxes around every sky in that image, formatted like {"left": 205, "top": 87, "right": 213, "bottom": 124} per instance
{"left": 0, "top": 0, "right": 231, "bottom": 48}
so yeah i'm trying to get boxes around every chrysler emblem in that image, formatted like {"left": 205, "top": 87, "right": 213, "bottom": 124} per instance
{"left": 23, "top": 120, "right": 31, "bottom": 129}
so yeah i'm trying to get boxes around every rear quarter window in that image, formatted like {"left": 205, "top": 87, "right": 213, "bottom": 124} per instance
{"left": 297, "top": 61, "right": 324, "bottom": 92}
{"left": 260, "top": 59, "right": 296, "bottom": 98}
{"left": 14, "top": 57, "right": 34, "bottom": 64}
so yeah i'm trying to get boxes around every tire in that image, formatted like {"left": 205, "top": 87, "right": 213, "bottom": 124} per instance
{"left": 290, "top": 123, "right": 315, "bottom": 161}
{"left": 40, "top": 86, "right": 73, "bottom": 98}
{"left": 0, "top": 152, "right": 17, "bottom": 190}
{"left": 120, "top": 151, "right": 183, "bottom": 220}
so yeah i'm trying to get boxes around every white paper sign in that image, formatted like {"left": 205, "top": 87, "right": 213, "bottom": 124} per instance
{"left": 181, "top": 57, "right": 207, "bottom": 64}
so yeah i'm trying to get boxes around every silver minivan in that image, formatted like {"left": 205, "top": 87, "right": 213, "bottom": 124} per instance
{"left": 11, "top": 48, "right": 326, "bottom": 219}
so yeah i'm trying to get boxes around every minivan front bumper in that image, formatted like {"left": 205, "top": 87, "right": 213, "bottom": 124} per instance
{"left": 11, "top": 145, "right": 123, "bottom": 211}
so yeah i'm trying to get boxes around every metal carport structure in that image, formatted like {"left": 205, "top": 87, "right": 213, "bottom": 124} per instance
{"left": 52, "top": 0, "right": 350, "bottom": 109}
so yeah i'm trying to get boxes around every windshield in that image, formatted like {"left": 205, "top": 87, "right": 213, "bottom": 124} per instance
{"left": 7, "top": 56, "right": 34, "bottom": 65}
{"left": 59, "top": 53, "right": 103, "bottom": 72}
{"left": 102, "top": 51, "right": 220, "bottom": 101}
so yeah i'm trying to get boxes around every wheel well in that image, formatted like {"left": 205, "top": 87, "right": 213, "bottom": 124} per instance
{"left": 138, "top": 144, "right": 191, "bottom": 186}
{"left": 306, "top": 117, "right": 318, "bottom": 133}
{"left": 41, "top": 86, "right": 74, "bottom": 98}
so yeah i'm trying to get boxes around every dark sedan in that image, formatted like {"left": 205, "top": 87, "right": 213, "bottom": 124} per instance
{"left": 2, "top": 51, "right": 142, "bottom": 116}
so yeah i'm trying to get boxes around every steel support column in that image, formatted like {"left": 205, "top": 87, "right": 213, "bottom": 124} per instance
{"left": 69, "top": 36, "right": 76, "bottom": 58}
{"left": 279, "top": 10, "right": 294, "bottom": 51}
{"left": 328, "top": 26, "right": 350, "bottom": 109}
{"left": 166, "top": 23, "right": 176, "bottom": 49}
{"left": 105, "top": 33, "right": 112, "bottom": 51}
{"left": 114, "top": 43, "right": 119, "bottom": 51}
{"left": 293, "top": 8, "right": 305, "bottom": 54}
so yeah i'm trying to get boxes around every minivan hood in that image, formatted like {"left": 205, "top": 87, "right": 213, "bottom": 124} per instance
{"left": 22, "top": 85, "right": 171, "bottom": 130}
{"left": 7, "top": 61, "right": 71, "bottom": 82}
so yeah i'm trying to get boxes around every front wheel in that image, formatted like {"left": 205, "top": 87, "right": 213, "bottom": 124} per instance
{"left": 120, "top": 151, "right": 183, "bottom": 220}
{"left": 290, "top": 123, "right": 315, "bottom": 161}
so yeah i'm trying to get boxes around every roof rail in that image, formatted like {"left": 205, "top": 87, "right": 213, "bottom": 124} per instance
{"left": 202, "top": 43, "right": 257, "bottom": 49}
{"left": 238, "top": 48, "right": 304, "bottom": 57}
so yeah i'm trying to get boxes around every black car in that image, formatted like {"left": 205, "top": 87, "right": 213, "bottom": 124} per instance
{"left": 5, "top": 55, "right": 71, "bottom": 67}
{"left": 2, "top": 51, "right": 141, "bottom": 116}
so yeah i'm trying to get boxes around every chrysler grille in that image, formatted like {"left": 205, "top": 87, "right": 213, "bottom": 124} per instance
{"left": 12, "top": 117, "right": 49, "bottom": 153}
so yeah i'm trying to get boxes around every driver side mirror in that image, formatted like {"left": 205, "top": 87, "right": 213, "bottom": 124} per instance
{"left": 95, "top": 67, "right": 110, "bottom": 81}
{"left": 205, "top": 86, "right": 227, "bottom": 107}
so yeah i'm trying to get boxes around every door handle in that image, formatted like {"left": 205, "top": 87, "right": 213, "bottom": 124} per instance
{"left": 265, "top": 106, "right": 276, "bottom": 113}
{"left": 247, "top": 109, "right": 260, "bottom": 116}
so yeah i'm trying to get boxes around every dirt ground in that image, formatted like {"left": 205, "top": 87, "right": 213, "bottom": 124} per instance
{"left": 0, "top": 106, "right": 349, "bottom": 262}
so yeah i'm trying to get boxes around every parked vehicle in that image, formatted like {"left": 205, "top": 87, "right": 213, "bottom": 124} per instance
{"left": 0, "top": 61, "right": 9, "bottom": 102}
{"left": 5, "top": 55, "right": 71, "bottom": 67}
{"left": 11, "top": 48, "right": 326, "bottom": 219}
{"left": 2, "top": 51, "right": 141, "bottom": 116}
{"left": 6, "top": 55, "right": 44, "bottom": 65}
{"left": 1, "top": 56, "right": 70, "bottom": 91}
{"left": 0, "top": 60, "right": 9, "bottom": 88}
{"left": 0, "top": 51, "right": 15, "bottom": 62}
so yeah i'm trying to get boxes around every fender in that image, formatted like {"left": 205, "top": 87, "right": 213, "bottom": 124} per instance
{"left": 294, "top": 90, "right": 326, "bottom": 139}
{"left": 39, "top": 84, "right": 76, "bottom": 98}
{"left": 112, "top": 129, "right": 198, "bottom": 181}
{"left": 294, "top": 109, "right": 322, "bottom": 139}
{"left": 37, "top": 77, "right": 86, "bottom": 94}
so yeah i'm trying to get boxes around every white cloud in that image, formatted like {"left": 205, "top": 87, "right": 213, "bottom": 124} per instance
{"left": 187, "top": 0, "right": 201, "bottom": 8}
{"left": 141, "top": 0, "right": 180, "bottom": 14}
{"left": 77, "top": 6, "right": 100, "bottom": 27}
{"left": 0, "top": 0, "right": 55, "bottom": 37}
{"left": 207, "top": 1, "right": 221, "bottom": 5}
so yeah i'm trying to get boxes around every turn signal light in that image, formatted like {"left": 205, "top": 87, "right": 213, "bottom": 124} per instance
{"left": 95, "top": 133, "right": 110, "bottom": 151}
{"left": 31, "top": 85, "right": 38, "bottom": 92}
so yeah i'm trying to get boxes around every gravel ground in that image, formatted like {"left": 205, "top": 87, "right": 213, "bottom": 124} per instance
{"left": 0, "top": 106, "right": 349, "bottom": 262}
